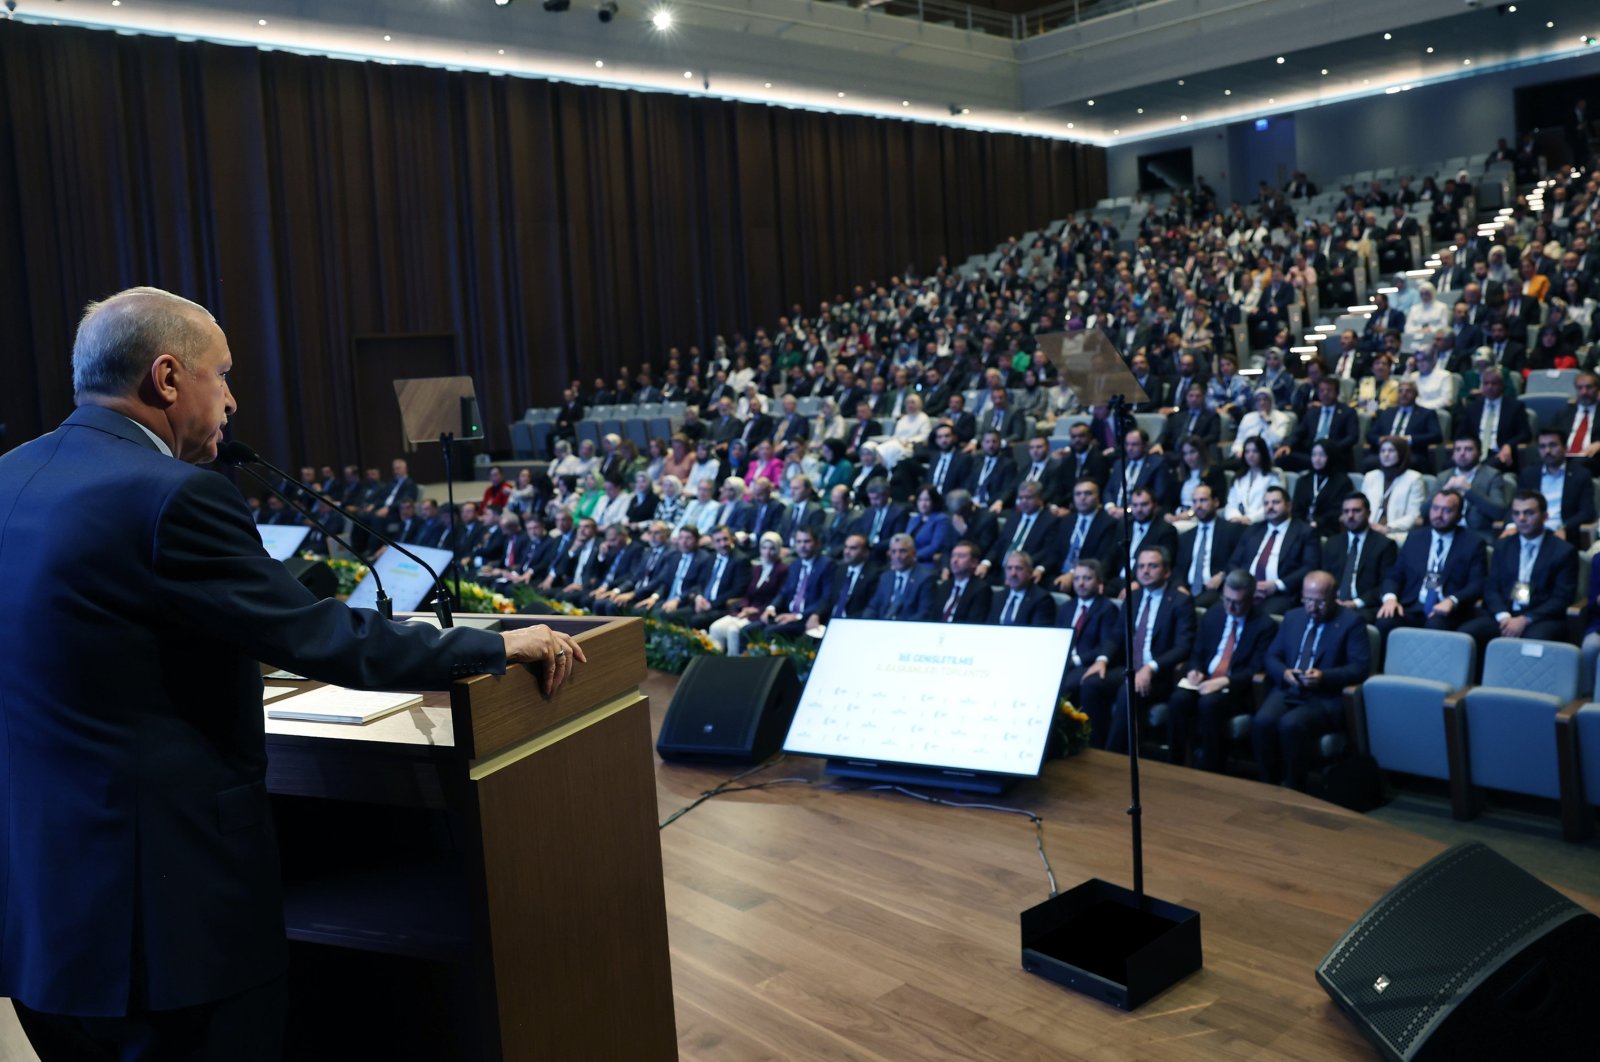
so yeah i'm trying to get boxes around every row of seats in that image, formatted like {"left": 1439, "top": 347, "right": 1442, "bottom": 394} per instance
{"left": 1358, "top": 630, "right": 1600, "bottom": 842}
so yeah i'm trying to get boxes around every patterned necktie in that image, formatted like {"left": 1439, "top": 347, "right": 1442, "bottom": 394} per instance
{"left": 1211, "top": 619, "right": 1237, "bottom": 680}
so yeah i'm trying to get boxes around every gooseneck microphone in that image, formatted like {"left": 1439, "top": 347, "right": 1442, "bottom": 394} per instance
{"left": 225, "top": 457, "right": 394, "bottom": 619}
{"left": 219, "top": 440, "right": 453, "bottom": 627}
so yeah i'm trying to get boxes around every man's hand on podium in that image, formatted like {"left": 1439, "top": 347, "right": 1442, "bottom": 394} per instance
{"left": 503, "top": 625, "right": 588, "bottom": 696}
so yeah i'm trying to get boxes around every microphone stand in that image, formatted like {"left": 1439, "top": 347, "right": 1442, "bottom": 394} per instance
{"left": 223, "top": 442, "right": 453, "bottom": 627}
{"left": 440, "top": 430, "right": 461, "bottom": 619}
{"left": 1109, "top": 393, "right": 1144, "bottom": 898}
{"left": 231, "top": 462, "right": 393, "bottom": 619}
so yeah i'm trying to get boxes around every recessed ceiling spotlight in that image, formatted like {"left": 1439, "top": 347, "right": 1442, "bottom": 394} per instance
{"left": 594, "top": 59, "right": 604, "bottom": 67}
{"left": 1137, "top": 107, "right": 1144, "bottom": 114}
{"left": 1113, "top": 128, "right": 1120, "bottom": 134}
{"left": 961, "top": 107, "right": 970, "bottom": 114}
{"left": 1426, "top": 46, "right": 1434, "bottom": 53}
{"left": 763, "top": 82, "right": 771, "bottom": 87}
{"left": 1321, "top": 68, "right": 1329, "bottom": 75}
{"left": 1066, "top": 122, "right": 1074, "bottom": 128}
{"left": 1087, "top": 99, "right": 1095, "bottom": 106}
{"left": 1224, "top": 89, "right": 1232, "bottom": 95}
{"left": 1548, "top": 21, "right": 1555, "bottom": 28}
{"left": 1269, "top": 97, "right": 1275, "bottom": 103}
{"left": 257, "top": 18, "right": 267, "bottom": 25}
{"left": 683, "top": 70, "right": 693, "bottom": 78}
{"left": 901, "top": 100, "right": 910, "bottom": 106}
{"left": 651, "top": 8, "right": 673, "bottom": 30}
{"left": 837, "top": 91, "right": 846, "bottom": 98}
{"left": 497, "top": 48, "right": 505, "bottom": 54}
{"left": 1177, "top": 79, "right": 1185, "bottom": 86}
{"left": 1275, "top": 56, "right": 1285, "bottom": 64}
{"left": 382, "top": 34, "right": 392, "bottom": 41}
{"left": 1463, "top": 58, "right": 1471, "bottom": 65}
{"left": 1383, "top": 32, "right": 1392, "bottom": 40}
{"left": 1180, "top": 114, "right": 1188, "bottom": 121}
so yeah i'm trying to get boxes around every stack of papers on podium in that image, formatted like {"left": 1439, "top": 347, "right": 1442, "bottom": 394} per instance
{"left": 266, "top": 684, "right": 424, "bottom": 725}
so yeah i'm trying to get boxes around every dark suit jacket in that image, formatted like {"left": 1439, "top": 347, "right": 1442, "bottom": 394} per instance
{"left": 1321, "top": 530, "right": 1397, "bottom": 607}
{"left": 738, "top": 413, "right": 775, "bottom": 448}
{"left": 779, "top": 499, "right": 827, "bottom": 548}
{"left": 1265, "top": 606, "right": 1371, "bottom": 710}
{"left": 1285, "top": 404, "right": 1361, "bottom": 466}
{"left": 1112, "top": 586, "right": 1196, "bottom": 673}
{"left": 1055, "top": 594, "right": 1121, "bottom": 667}
{"left": 1365, "top": 404, "right": 1443, "bottom": 453}
{"left": 977, "top": 407, "right": 1026, "bottom": 442}
{"left": 1379, "top": 528, "right": 1487, "bottom": 609}
{"left": 1115, "top": 520, "right": 1181, "bottom": 584}
{"left": 1185, "top": 608, "right": 1276, "bottom": 684}
{"left": 1050, "top": 509, "right": 1122, "bottom": 577}
{"left": 649, "top": 548, "right": 714, "bottom": 601}
{"left": 986, "top": 509, "right": 1061, "bottom": 570}
{"left": 1060, "top": 447, "right": 1111, "bottom": 491}
{"left": 829, "top": 562, "right": 881, "bottom": 620}
{"left": 986, "top": 585, "right": 1058, "bottom": 627}
{"left": 863, "top": 567, "right": 937, "bottom": 621}
{"left": 771, "top": 413, "right": 811, "bottom": 448}
{"left": 1459, "top": 394, "right": 1531, "bottom": 453}
{"left": 1517, "top": 462, "right": 1597, "bottom": 531}
{"left": 1227, "top": 519, "right": 1322, "bottom": 597}
{"left": 1553, "top": 404, "right": 1600, "bottom": 453}
{"left": 0, "top": 406, "right": 507, "bottom": 1016}
{"left": 774, "top": 556, "right": 836, "bottom": 617}
{"left": 690, "top": 550, "right": 747, "bottom": 607}
{"left": 925, "top": 449, "right": 973, "bottom": 495}
{"left": 1106, "top": 456, "right": 1172, "bottom": 510}
{"left": 1292, "top": 472, "right": 1349, "bottom": 535}
{"left": 1483, "top": 533, "right": 1577, "bottom": 623}
{"left": 849, "top": 503, "right": 910, "bottom": 554}
{"left": 1159, "top": 408, "right": 1222, "bottom": 454}
{"left": 934, "top": 576, "right": 990, "bottom": 624}
{"left": 965, "top": 453, "right": 1019, "bottom": 506}
{"left": 1173, "top": 519, "right": 1246, "bottom": 594}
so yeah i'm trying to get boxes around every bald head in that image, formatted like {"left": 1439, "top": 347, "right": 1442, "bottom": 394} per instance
{"left": 72, "top": 286, "right": 217, "bottom": 400}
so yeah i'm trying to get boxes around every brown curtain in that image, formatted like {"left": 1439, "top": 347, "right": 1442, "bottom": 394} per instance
{"left": 0, "top": 21, "right": 1105, "bottom": 465}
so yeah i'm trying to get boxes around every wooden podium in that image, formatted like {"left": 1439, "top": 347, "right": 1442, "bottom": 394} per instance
{"left": 263, "top": 615, "right": 676, "bottom": 1061}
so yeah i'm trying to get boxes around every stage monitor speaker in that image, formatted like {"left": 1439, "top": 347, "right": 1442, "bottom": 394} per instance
{"left": 656, "top": 655, "right": 801, "bottom": 764}
{"left": 1316, "top": 842, "right": 1600, "bottom": 1062}
{"left": 284, "top": 556, "right": 338, "bottom": 601}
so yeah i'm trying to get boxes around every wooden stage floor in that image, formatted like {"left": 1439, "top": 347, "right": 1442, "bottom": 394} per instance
{"left": 643, "top": 672, "right": 1599, "bottom": 1060}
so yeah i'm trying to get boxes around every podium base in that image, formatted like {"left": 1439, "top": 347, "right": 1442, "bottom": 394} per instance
{"left": 1021, "top": 878, "right": 1202, "bottom": 1011}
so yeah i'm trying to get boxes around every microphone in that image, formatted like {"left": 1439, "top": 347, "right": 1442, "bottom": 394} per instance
{"left": 219, "top": 441, "right": 453, "bottom": 627}
{"left": 228, "top": 459, "right": 394, "bottom": 620}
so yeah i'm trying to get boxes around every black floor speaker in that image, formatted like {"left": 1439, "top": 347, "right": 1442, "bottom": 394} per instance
{"left": 1316, "top": 842, "right": 1600, "bottom": 1062}
{"left": 656, "top": 655, "right": 801, "bottom": 764}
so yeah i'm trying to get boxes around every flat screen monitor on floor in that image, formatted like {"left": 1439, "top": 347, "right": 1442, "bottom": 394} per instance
{"left": 256, "top": 524, "right": 311, "bottom": 561}
{"left": 345, "top": 543, "right": 453, "bottom": 614}
{"left": 783, "top": 618, "right": 1072, "bottom": 792}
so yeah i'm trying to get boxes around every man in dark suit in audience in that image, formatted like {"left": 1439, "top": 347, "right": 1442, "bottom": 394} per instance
{"left": 924, "top": 422, "right": 972, "bottom": 496}
{"left": 1376, "top": 489, "right": 1487, "bottom": 635}
{"left": 1518, "top": 429, "right": 1597, "bottom": 540}
{"left": 1154, "top": 382, "right": 1221, "bottom": 458}
{"left": 1173, "top": 484, "right": 1243, "bottom": 607}
{"left": 1127, "top": 354, "right": 1167, "bottom": 414}
{"left": 1105, "top": 428, "right": 1170, "bottom": 516}
{"left": 826, "top": 534, "right": 880, "bottom": 622}
{"left": 394, "top": 499, "right": 426, "bottom": 544}
{"left": 1047, "top": 478, "right": 1121, "bottom": 591}
{"left": 640, "top": 524, "right": 717, "bottom": 621}
{"left": 1321, "top": 492, "right": 1395, "bottom": 625}
{"left": 770, "top": 394, "right": 811, "bottom": 449}
{"left": 1164, "top": 568, "right": 1277, "bottom": 770}
{"left": 1059, "top": 420, "right": 1110, "bottom": 495}
{"left": 985, "top": 481, "right": 1060, "bottom": 577}
{"left": 978, "top": 385, "right": 1027, "bottom": 443}
{"left": 728, "top": 477, "right": 786, "bottom": 549}
{"left": 932, "top": 540, "right": 989, "bottom": 624}
{"left": 1364, "top": 382, "right": 1442, "bottom": 471}
{"left": 1113, "top": 488, "right": 1179, "bottom": 591}
{"left": 850, "top": 480, "right": 909, "bottom": 561}
{"left": 709, "top": 396, "right": 745, "bottom": 452}
{"left": 1460, "top": 491, "right": 1577, "bottom": 651}
{"left": 1227, "top": 486, "right": 1321, "bottom": 615}
{"left": 1458, "top": 368, "right": 1530, "bottom": 470}
{"left": 1553, "top": 372, "right": 1600, "bottom": 475}
{"left": 1094, "top": 545, "right": 1196, "bottom": 754}
{"left": 1438, "top": 435, "right": 1512, "bottom": 538}
{"left": 842, "top": 400, "right": 881, "bottom": 460}
{"left": 745, "top": 526, "right": 835, "bottom": 638}
{"left": 986, "top": 549, "right": 1056, "bottom": 628}
{"left": 943, "top": 392, "right": 979, "bottom": 448}
{"left": 821, "top": 484, "right": 861, "bottom": 559}
{"left": 965, "top": 429, "right": 1019, "bottom": 510}
{"left": 1253, "top": 571, "right": 1371, "bottom": 789}
{"left": 1055, "top": 559, "right": 1121, "bottom": 715}
{"left": 1279, "top": 377, "right": 1360, "bottom": 473}
{"left": 862, "top": 534, "right": 936, "bottom": 621}
{"left": 1011, "top": 433, "right": 1069, "bottom": 508}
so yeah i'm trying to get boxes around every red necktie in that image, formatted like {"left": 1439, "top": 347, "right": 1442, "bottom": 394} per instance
{"left": 1211, "top": 620, "right": 1237, "bottom": 680}
{"left": 1073, "top": 602, "right": 1089, "bottom": 637}
{"left": 1571, "top": 409, "right": 1591, "bottom": 453}
{"left": 1254, "top": 529, "right": 1279, "bottom": 581}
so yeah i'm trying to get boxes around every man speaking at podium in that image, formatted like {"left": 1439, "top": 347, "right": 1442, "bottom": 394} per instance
{"left": 0, "top": 287, "right": 584, "bottom": 1060}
